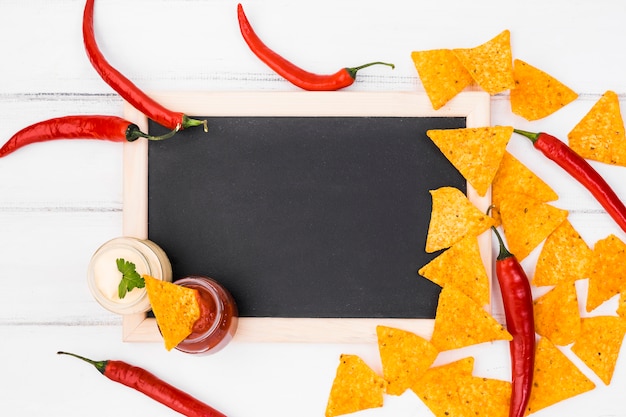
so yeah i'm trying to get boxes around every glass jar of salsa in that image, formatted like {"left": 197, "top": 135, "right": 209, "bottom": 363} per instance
{"left": 174, "top": 276, "right": 238, "bottom": 355}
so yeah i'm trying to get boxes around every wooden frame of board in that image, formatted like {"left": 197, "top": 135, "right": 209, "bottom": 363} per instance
{"left": 121, "top": 91, "right": 491, "bottom": 344}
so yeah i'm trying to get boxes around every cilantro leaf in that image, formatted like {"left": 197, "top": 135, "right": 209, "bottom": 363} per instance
{"left": 116, "top": 258, "right": 145, "bottom": 299}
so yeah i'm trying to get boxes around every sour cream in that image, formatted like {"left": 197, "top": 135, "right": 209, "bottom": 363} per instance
{"left": 87, "top": 237, "right": 172, "bottom": 315}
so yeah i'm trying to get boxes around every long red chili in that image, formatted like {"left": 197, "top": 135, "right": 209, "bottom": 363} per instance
{"left": 0, "top": 115, "right": 177, "bottom": 158}
{"left": 83, "top": 0, "right": 206, "bottom": 131}
{"left": 491, "top": 226, "right": 535, "bottom": 417}
{"left": 57, "top": 351, "right": 226, "bottom": 417}
{"left": 515, "top": 129, "right": 626, "bottom": 233}
{"left": 237, "top": 4, "right": 394, "bottom": 91}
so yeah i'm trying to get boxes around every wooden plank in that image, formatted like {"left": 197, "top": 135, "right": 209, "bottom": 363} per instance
{"left": 0, "top": 211, "right": 123, "bottom": 325}
{"left": 1, "top": 1, "right": 625, "bottom": 94}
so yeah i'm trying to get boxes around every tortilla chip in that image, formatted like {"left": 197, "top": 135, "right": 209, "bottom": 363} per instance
{"left": 144, "top": 275, "right": 201, "bottom": 351}
{"left": 418, "top": 235, "right": 490, "bottom": 307}
{"left": 457, "top": 375, "right": 511, "bottom": 417}
{"left": 533, "top": 282, "right": 581, "bottom": 346}
{"left": 411, "top": 49, "right": 474, "bottom": 110}
{"left": 491, "top": 152, "right": 558, "bottom": 226}
{"left": 568, "top": 91, "right": 626, "bottom": 166}
{"left": 426, "top": 126, "right": 513, "bottom": 196}
{"left": 532, "top": 220, "right": 593, "bottom": 286}
{"left": 526, "top": 337, "right": 596, "bottom": 414}
{"left": 586, "top": 234, "right": 626, "bottom": 312}
{"left": 376, "top": 325, "right": 439, "bottom": 395}
{"left": 325, "top": 354, "right": 386, "bottom": 417}
{"left": 425, "top": 186, "right": 495, "bottom": 253}
{"left": 617, "top": 292, "right": 626, "bottom": 319}
{"left": 499, "top": 196, "right": 568, "bottom": 261}
{"left": 571, "top": 316, "right": 626, "bottom": 385}
{"left": 510, "top": 59, "right": 578, "bottom": 121}
{"left": 453, "top": 30, "right": 515, "bottom": 94}
{"left": 411, "top": 357, "right": 475, "bottom": 417}
{"left": 436, "top": 356, "right": 476, "bottom": 375}
{"left": 430, "top": 286, "right": 511, "bottom": 351}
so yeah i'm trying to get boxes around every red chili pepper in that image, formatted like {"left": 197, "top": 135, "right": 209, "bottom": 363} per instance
{"left": 514, "top": 129, "right": 626, "bottom": 233}
{"left": 237, "top": 4, "right": 394, "bottom": 91}
{"left": 491, "top": 226, "right": 535, "bottom": 417}
{"left": 0, "top": 115, "right": 177, "bottom": 158}
{"left": 57, "top": 351, "right": 226, "bottom": 417}
{"left": 82, "top": 0, "right": 206, "bottom": 132}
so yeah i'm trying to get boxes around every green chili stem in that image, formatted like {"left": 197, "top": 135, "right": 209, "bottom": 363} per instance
{"left": 345, "top": 62, "right": 395, "bottom": 78}
{"left": 57, "top": 351, "right": 108, "bottom": 375}
{"left": 485, "top": 205, "right": 514, "bottom": 260}
{"left": 182, "top": 116, "right": 208, "bottom": 132}
{"left": 127, "top": 124, "right": 181, "bottom": 142}
{"left": 141, "top": 124, "right": 181, "bottom": 141}
{"left": 491, "top": 226, "right": 513, "bottom": 261}
{"left": 513, "top": 129, "right": 540, "bottom": 144}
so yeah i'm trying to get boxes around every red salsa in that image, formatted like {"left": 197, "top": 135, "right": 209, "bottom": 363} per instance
{"left": 174, "top": 276, "right": 238, "bottom": 355}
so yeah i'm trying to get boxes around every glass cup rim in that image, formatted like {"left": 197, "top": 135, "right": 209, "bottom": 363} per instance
{"left": 175, "top": 276, "right": 225, "bottom": 343}
{"left": 87, "top": 236, "right": 170, "bottom": 315}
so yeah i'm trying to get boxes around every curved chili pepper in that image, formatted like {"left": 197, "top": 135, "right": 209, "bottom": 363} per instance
{"left": 491, "top": 226, "right": 535, "bottom": 417}
{"left": 237, "top": 3, "right": 394, "bottom": 91}
{"left": 57, "top": 351, "right": 226, "bottom": 417}
{"left": 0, "top": 115, "right": 178, "bottom": 158}
{"left": 82, "top": 0, "right": 206, "bottom": 132}
{"left": 514, "top": 129, "right": 626, "bottom": 233}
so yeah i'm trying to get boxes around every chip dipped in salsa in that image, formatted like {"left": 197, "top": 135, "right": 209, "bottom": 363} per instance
{"left": 175, "top": 276, "right": 239, "bottom": 355}
{"left": 145, "top": 274, "right": 239, "bottom": 354}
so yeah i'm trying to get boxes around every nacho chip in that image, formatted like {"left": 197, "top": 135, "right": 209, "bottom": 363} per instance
{"left": 435, "top": 356, "right": 476, "bottom": 375}
{"left": 617, "top": 292, "right": 626, "bottom": 319}
{"left": 532, "top": 220, "right": 593, "bottom": 286}
{"left": 571, "top": 316, "right": 626, "bottom": 385}
{"left": 453, "top": 30, "right": 515, "bottom": 94}
{"left": 491, "top": 152, "right": 558, "bottom": 226}
{"left": 325, "top": 354, "right": 386, "bottom": 417}
{"left": 376, "top": 325, "right": 439, "bottom": 395}
{"left": 533, "top": 282, "right": 581, "bottom": 346}
{"left": 426, "top": 126, "right": 513, "bottom": 196}
{"left": 499, "top": 196, "right": 568, "bottom": 261}
{"left": 411, "top": 49, "right": 474, "bottom": 110}
{"left": 510, "top": 59, "right": 578, "bottom": 121}
{"left": 430, "top": 286, "right": 511, "bottom": 351}
{"left": 425, "top": 186, "right": 495, "bottom": 253}
{"left": 418, "top": 235, "right": 490, "bottom": 307}
{"left": 144, "top": 275, "right": 201, "bottom": 351}
{"left": 457, "top": 375, "right": 511, "bottom": 417}
{"left": 411, "top": 357, "right": 475, "bottom": 417}
{"left": 568, "top": 90, "right": 626, "bottom": 166}
{"left": 586, "top": 234, "right": 626, "bottom": 312}
{"left": 526, "top": 337, "right": 596, "bottom": 414}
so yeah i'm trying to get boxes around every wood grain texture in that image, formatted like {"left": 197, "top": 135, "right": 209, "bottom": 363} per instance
{"left": 2, "top": 1, "right": 626, "bottom": 415}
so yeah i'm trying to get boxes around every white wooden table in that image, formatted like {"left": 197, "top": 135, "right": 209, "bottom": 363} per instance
{"left": 1, "top": 1, "right": 626, "bottom": 416}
